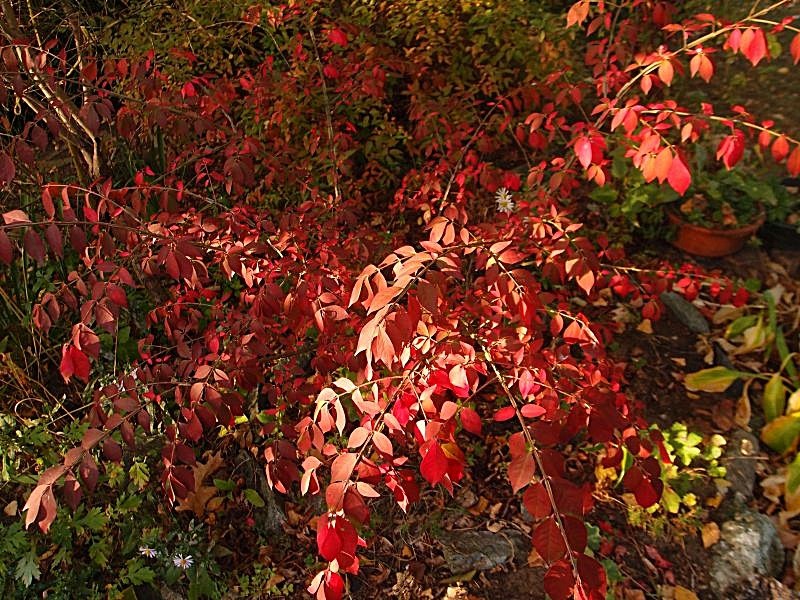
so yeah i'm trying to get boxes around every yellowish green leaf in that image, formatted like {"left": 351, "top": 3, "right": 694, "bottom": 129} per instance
{"left": 763, "top": 373, "right": 787, "bottom": 422}
{"left": 684, "top": 367, "right": 750, "bottom": 393}
{"left": 761, "top": 414, "right": 800, "bottom": 453}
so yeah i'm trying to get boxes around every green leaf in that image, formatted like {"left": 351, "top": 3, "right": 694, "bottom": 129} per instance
{"left": 676, "top": 445, "right": 701, "bottom": 466}
{"left": 14, "top": 550, "right": 40, "bottom": 587}
{"left": 761, "top": 414, "right": 800, "bottom": 453}
{"left": 89, "top": 537, "right": 111, "bottom": 567}
{"left": 188, "top": 566, "right": 218, "bottom": 600}
{"left": 763, "top": 373, "right": 787, "bottom": 422}
{"left": 661, "top": 486, "right": 681, "bottom": 513}
{"left": 243, "top": 488, "right": 265, "bottom": 508}
{"left": 213, "top": 478, "right": 236, "bottom": 492}
{"left": 788, "top": 454, "right": 800, "bottom": 493}
{"left": 78, "top": 508, "right": 108, "bottom": 532}
{"left": 684, "top": 367, "right": 751, "bottom": 393}
{"left": 129, "top": 461, "right": 150, "bottom": 490}
{"left": 586, "top": 523, "right": 600, "bottom": 552}
{"left": 116, "top": 494, "right": 142, "bottom": 513}
{"left": 123, "top": 558, "right": 155, "bottom": 586}
{"left": 726, "top": 315, "right": 758, "bottom": 338}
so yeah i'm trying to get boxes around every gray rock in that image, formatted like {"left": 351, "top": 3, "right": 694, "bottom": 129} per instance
{"left": 660, "top": 292, "right": 711, "bottom": 334}
{"left": 440, "top": 529, "right": 528, "bottom": 574}
{"left": 725, "top": 429, "right": 760, "bottom": 502}
{"left": 710, "top": 510, "right": 785, "bottom": 597}
{"left": 720, "top": 576, "right": 798, "bottom": 600}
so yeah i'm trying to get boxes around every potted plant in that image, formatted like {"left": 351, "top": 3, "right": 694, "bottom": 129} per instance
{"left": 590, "top": 146, "right": 792, "bottom": 257}
{"left": 667, "top": 166, "right": 772, "bottom": 257}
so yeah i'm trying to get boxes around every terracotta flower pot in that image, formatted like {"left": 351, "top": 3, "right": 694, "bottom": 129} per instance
{"left": 667, "top": 211, "right": 765, "bottom": 258}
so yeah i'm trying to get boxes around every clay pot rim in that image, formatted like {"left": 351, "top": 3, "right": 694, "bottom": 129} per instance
{"left": 667, "top": 210, "right": 766, "bottom": 237}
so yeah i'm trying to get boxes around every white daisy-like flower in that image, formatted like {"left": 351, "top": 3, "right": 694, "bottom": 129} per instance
{"left": 495, "top": 187, "right": 515, "bottom": 213}
{"left": 173, "top": 554, "right": 194, "bottom": 569}
{"left": 139, "top": 546, "right": 158, "bottom": 558}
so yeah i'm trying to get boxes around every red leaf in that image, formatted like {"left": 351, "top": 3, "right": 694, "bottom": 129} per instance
{"left": 657, "top": 59, "right": 674, "bottom": 86}
{"left": 0, "top": 230, "right": 12, "bottom": 264}
{"left": 103, "top": 438, "right": 123, "bottom": 462}
{"left": 690, "top": 53, "right": 714, "bottom": 83}
{"left": 23, "top": 229, "right": 46, "bottom": 265}
{"left": 61, "top": 345, "right": 90, "bottom": 383}
{"left": 772, "top": 135, "right": 790, "bottom": 162}
{"left": 372, "top": 431, "right": 393, "bottom": 456}
{"left": 741, "top": 27, "right": 767, "bottom": 66}
{"left": 521, "top": 404, "right": 546, "bottom": 419}
{"left": 63, "top": 473, "right": 82, "bottom": 511}
{"left": 576, "top": 269, "right": 595, "bottom": 296}
{"left": 327, "top": 28, "right": 348, "bottom": 47}
{"left": 459, "top": 407, "right": 482, "bottom": 435}
{"left": 420, "top": 441, "right": 448, "bottom": 485}
{"left": 82, "top": 428, "right": 104, "bottom": 450}
{"left": 544, "top": 560, "right": 576, "bottom": 600}
{"left": 667, "top": 153, "right": 691, "bottom": 195}
{"left": 508, "top": 452, "right": 535, "bottom": 493}
{"left": 576, "top": 554, "right": 607, "bottom": 598}
{"left": 522, "top": 482, "right": 552, "bottom": 519}
{"left": 717, "top": 130, "right": 746, "bottom": 169}
{"left": 0, "top": 152, "right": 15, "bottom": 186}
{"left": 331, "top": 452, "right": 358, "bottom": 483}
{"left": 368, "top": 285, "right": 402, "bottom": 313}
{"left": 518, "top": 369, "right": 536, "bottom": 397}
{"left": 106, "top": 284, "right": 128, "bottom": 307}
{"left": 317, "top": 514, "right": 342, "bottom": 561}
{"left": 81, "top": 59, "right": 98, "bottom": 82}
{"left": 653, "top": 147, "right": 673, "bottom": 184}
{"left": 3, "top": 209, "right": 29, "bottom": 224}
{"left": 497, "top": 249, "right": 527, "bottom": 264}
{"left": 493, "top": 406, "right": 516, "bottom": 422}
{"left": 37, "top": 487, "right": 58, "bottom": 533}
{"left": 59, "top": 345, "right": 75, "bottom": 381}
{"left": 80, "top": 455, "right": 99, "bottom": 491}
{"left": 575, "top": 137, "right": 593, "bottom": 169}
{"left": 566, "top": 2, "right": 589, "bottom": 28}
{"left": 533, "top": 516, "right": 568, "bottom": 562}
{"left": 323, "top": 571, "right": 344, "bottom": 600}
{"left": 45, "top": 224, "right": 63, "bottom": 257}
{"left": 787, "top": 146, "right": 800, "bottom": 177}
{"left": 791, "top": 33, "right": 800, "bottom": 65}
{"left": 562, "top": 515, "right": 588, "bottom": 553}
{"left": 622, "top": 465, "right": 662, "bottom": 507}
{"left": 42, "top": 188, "right": 55, "bottom": 218}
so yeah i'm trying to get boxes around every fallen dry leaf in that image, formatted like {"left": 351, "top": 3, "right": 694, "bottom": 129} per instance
{"left": 712, "top": 305, "right": 742, "bottom": 325}
{"left": 4, "top": 500, "right": 17, "bottom": 516}
{"left": 734, "top": 392, "right": 752, "bottom": 428}
{"left": 673, "top": 586, "right": 699, "bottom": 600}
{"left": 467, "top": 496, "right": 489, "bottom": 516}
{"left": 527, "top": 547, "right": 545, "bottom": 567}
{"left": 637, "top": 319, "right": 653, "bottom": 334}
{"left": 711, "top": 399, "right": 735, "bottom": 431}
{"left": 701, "top": 522, "right": 720, "bottom": 548}
{"left": 176, "top": 452, "right": 225, "bottom": 517}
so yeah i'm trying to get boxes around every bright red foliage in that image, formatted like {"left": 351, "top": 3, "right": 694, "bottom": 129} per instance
{"left": 0, "top": 1, "right": 796, "bottom": 598}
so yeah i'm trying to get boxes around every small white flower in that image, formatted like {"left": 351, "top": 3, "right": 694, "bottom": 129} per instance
{"left": 139, "top": 546, "right": 158, "bottom": 558}
{"left": 173, "top": 554, "right": 194, "bottom": 569}
{"left": 495, "top": 187, "right": 515, "bottom": 213}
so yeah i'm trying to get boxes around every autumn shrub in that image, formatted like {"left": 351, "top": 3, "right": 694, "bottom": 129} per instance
{"left": 1, "top": 1, "right": 800, "bottom": 599}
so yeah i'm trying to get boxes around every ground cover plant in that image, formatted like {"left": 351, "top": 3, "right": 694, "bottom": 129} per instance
{"left": 1, "top": 0, "right": 800, "bottom": 598}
